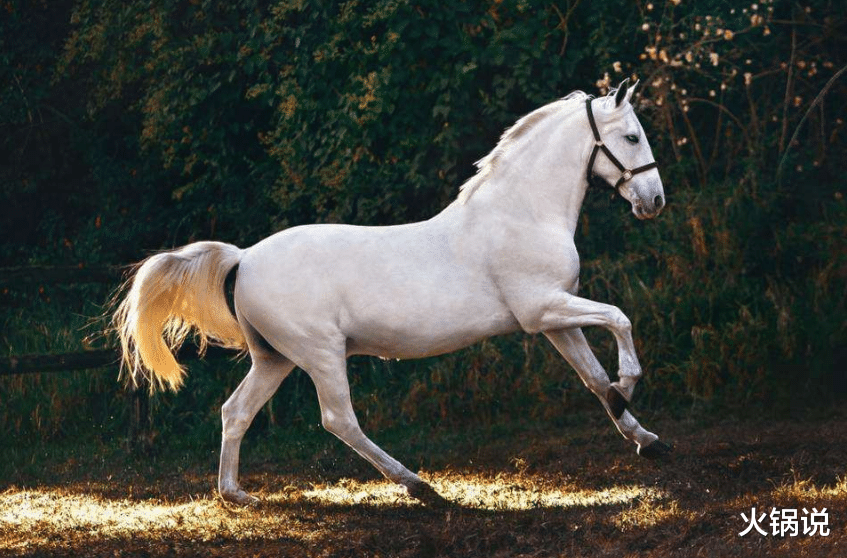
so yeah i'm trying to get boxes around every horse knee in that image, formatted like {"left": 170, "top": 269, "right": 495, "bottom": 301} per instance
{"left": 611, "top": 309, "right": 632, "bottom": 332}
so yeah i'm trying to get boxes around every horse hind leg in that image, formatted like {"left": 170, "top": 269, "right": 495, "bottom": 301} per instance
{"left": 218, "top": 350, "right": 294, "bottom": 505}
{"left": 301, "top": 347, "right": 444, "bottom": 505}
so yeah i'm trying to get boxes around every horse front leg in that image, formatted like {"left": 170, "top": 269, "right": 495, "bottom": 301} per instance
{"left": 537, "top": 292, "right": 642, "bottom": 401}
{"left": 536, "top": 294, "right": 672, "bottom": 458}
{"left": 544, "top": 328, "right": 670, "bottom": 457}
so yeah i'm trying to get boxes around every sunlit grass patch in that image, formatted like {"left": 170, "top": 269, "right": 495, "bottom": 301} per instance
{"left": 0, "top": 472, "right": 667, "bottom": 553}
{"left": 0, "top": 489, "right": 221, "bottom": 536}
{"left": 613, "top": 499, "right": 696, "bottom": 531}
{"left": 0, "top": 475, "right": 666, "bottom": 556}
{"left": 0, "top": 487, "right": 309, "bottom": 554}
{"left": 295, "top": 479, "right": 412, "bottom": 507}
{"left": 428, "top": 472, "right": 666, "bottom": 511}
{"left": 770, "top": 476, "right": 847, "bottom": 501}
{"left": 294, "top": 472, "right": 666, "bottom": 512}
{"left": 724, "top": 475, "right": 847, "bottom": 514}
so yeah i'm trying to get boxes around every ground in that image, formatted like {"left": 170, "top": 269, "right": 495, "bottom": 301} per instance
{"left": 2, "top": 410, "right": 846, "bottom": 557}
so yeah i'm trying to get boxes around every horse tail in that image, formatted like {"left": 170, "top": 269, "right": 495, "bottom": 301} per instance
{"left": 113, "top": 241, "right": 246, "bottom": 393}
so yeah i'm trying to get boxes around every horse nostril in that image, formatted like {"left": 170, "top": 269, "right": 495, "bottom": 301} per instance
{"left": 653, "top": 195, "right": 664, "bottom": 210}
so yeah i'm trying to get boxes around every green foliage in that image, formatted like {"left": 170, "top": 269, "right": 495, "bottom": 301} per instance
{"left": 1, "top": 0, "right": 846, "bottom": 446}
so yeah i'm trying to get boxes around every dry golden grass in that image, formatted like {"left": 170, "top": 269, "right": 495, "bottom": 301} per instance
{"left": 2, "top": 414, "right": 846, "bottom": 557}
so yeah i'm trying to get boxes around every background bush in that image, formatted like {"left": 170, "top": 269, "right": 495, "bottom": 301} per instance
{"left": 2, "top": 0, "right": 845, "bottom": 444}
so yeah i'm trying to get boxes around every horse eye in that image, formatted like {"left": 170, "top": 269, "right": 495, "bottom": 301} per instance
{"left": 625, "top": 134, "right": 639, "bottom": 144}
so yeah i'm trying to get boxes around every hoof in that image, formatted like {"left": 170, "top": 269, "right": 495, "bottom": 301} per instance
{"left": 606, "top": 385, "right": 629, "bottom": 419}
{"left": 220, "top": 488, "right": 259, "bottom": 506}
{"left": 406, "top": 480, "right": 447, "bottom": 508}
{"left": 638, "top": 439, "right": 674, "bottom": 460}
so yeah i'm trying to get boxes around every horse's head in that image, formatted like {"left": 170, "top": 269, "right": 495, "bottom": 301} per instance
{"left": 587, "top": 79, "right": 665, "bottom": 220}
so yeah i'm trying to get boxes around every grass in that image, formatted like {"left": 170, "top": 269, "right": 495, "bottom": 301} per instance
{"left": 2, "top": 409, "right": 846, "bottom": 557}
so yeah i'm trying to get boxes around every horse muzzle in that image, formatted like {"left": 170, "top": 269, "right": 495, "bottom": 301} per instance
{"left": 632, "top": 192, "right": 665, "bottom": 220}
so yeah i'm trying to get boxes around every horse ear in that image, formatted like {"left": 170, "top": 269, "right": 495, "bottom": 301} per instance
{"left": 614, "top": 78, "right": 631, "bottom": 107}
{"left": 625, "top": 79, "right": 640, "bottom": 104}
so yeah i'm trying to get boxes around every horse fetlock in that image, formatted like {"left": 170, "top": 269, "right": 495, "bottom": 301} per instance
{"left": 219, "top": 486, "right": 259, "bottom": 506}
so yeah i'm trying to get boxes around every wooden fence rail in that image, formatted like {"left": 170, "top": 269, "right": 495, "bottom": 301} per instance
{"left": 0, "top": 349, "right": 118, "bottom": 376}
{"left": 0, "top": 265, "right": 125, "bottom": 286}
{"left": 1, "top": 263, "right": 238, "bottom": 376}
{"left": 0, "top": 345, "right": 235, "bottom": 377}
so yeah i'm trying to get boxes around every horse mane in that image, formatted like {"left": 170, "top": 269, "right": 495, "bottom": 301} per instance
{"left": 456, "top": 90, "right": 594, "bottom": 204}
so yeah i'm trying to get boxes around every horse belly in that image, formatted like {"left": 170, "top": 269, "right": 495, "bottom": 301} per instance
{"left": 343, "top": 295, "right": 519, "bottom": 359}
{"left": 338, "top": 253, "right": 519, "bottom": 358}
{"left": 237, "top": 224, "right": 518, "bottom": 360}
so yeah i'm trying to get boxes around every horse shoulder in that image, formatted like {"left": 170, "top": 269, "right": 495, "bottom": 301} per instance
{"left": 488, "top": 225, "right": 581, "bottom": 333}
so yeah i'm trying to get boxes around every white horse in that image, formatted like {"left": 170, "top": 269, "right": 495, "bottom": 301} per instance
{"left": 114, "top": 79, "right": 671, "bottom": 506}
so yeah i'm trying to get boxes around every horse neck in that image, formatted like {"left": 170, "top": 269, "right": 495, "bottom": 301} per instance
{"left": 463, "top": 109, "right": 592, "bottom": 237}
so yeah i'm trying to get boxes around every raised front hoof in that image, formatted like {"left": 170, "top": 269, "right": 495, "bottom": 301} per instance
{"left": 638, "top": 439, "right": 674, "bottom": 460}
{"left": 220, "top": 488, "right": 260, "bottom": 506}
{"left": 406, "top": 480, "right": 447, "bottom": 508}
{"left": 606, "top": 385, "right": 629, "bottom": 419}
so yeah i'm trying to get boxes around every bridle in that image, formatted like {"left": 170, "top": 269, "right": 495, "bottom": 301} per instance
{"left": 585, "top": 98, "right": 658, "bottom": 191}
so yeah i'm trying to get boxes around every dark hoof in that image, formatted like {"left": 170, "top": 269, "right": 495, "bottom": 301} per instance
{"left": 407, "top": 481, "right": 447, "bottom": 508}
{"left": 606, "top": 385, "right": 628, "bottom": 419}
{"left": 638, "top": 439, "right": 674, "bottom": 460}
